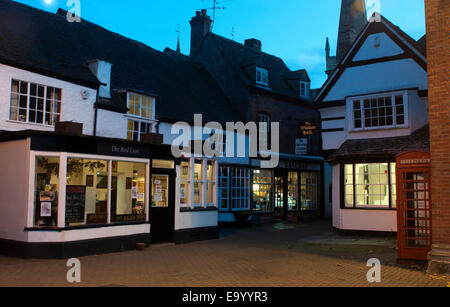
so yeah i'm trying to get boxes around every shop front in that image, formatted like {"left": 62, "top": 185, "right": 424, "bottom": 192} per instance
{"left": 0, "top": 131, "right": 184, "bottom": 258}
{"left": 218, "top": 156, "right": 324, "bottom": 224}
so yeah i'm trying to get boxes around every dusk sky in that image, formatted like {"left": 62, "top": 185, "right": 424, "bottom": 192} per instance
{"left": 14, "top": 0, "right": 426, "bottom": 88}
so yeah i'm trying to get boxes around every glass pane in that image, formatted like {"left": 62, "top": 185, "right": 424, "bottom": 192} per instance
{"left": 207, "top": 161, "right": 215, "bottom": 181}
{"left": 288, "top": 172, "right": 299, "bottom": 211}
{"left": 112, "top": 161, "right": 147, "bottom": 222}
{"left": 65, "top": 159, "right": 109, "bottom": 226}
{"left": 194, "top": 182, "right": 203, "bottom": 204}
{"left": 194, "top": 160, "right": 203, "bottom": 181}
{"left": 152, "top": 175, "right": 168, "bottom": 207}
{"left": 35, "top": 156, "right": 60, "bottom": 227}
{"left": 207, "top": 182, "right": 215, "bottom": 204}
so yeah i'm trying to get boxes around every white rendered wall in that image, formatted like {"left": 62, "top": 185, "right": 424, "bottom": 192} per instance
{"left": 353, "top": 32, "right": 404, "bottom": 62}
{"left": 26, "top": 224, "right": 151, "bottom": 243}
{"left": 0, "top": 139, "right": 30, "bottom": 242}
{"left": 0, "top": 64, "right": 97, "bottom": 135}
{"left": 96, "top": 109, "right": 128, "bottom": 139}
{"left": 332, "top": 164, "right": 397, "bottom": 232}
{"left": 324, "top": 59, "right": 428, "bottom": 102}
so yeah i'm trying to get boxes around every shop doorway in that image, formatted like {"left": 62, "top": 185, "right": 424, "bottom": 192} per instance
{"left": 150, "top": 170, "right": 175, "bottom": 243}
{"left": 396, "top": 151, "right": 432, "bottom": 262}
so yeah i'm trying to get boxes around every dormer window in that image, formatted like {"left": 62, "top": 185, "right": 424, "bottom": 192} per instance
{"left": 256, "top": 67, "right": 268, "bottom": 86}
{"left": 300, "top": 81, "right": 310, "bottom": 99}
{"left": 126, "top": 92, "right": 156, "bottom": 142}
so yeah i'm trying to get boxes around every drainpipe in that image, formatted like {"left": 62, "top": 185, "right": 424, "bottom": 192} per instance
{"left": 93, "top": 87, "right": 100, "bottom": 137}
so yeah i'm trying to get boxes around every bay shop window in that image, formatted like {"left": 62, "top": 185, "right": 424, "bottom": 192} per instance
{"left": 180, "top": 159, "right": 218, "bottom": 208}
{"left": 344, "top": 163, "right": 397, "bottom": 209}
{"left": 33, "top": 153, "right": 149, "bottom": 228}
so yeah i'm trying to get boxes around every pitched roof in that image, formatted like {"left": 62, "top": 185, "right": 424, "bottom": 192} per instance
{"left": 0, "top": 0, "right": 239, "bottom": 124}
{"left": 328, "top": 125, "right": 430, "bottom": 163}
{"left": 199, "top": 33, "right": 310, "bottom": 101}
{"left": 315, "top": 13, "right": 427, "bottom": 104}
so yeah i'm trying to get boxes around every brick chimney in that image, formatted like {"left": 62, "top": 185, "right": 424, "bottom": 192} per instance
{"left": 245, "top": 39, "right": 262, "bottom": 53}
{"left": 189, "top": 9, "right": 212, "bottom": 55}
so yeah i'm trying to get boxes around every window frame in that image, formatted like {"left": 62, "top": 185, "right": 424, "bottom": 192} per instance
{"left": 9, "top": 79, "right": 62, "bottom": 126}
{"left": 127, "top": 119, "right": 153, "bottom": 142}
{"left": 29, "top": 151, "right": 150, "bottom": 229}
{"left": 341, "top": 162, "right": 397, "bottom": 210}
{"left": 299, "top": 81, "right": 310, "bottom": 99}
{"left": 348, "top": 91, "right": 409, "bottom": 132}
{"left": 256, "top": 67, "right": 269, "bottom": 86}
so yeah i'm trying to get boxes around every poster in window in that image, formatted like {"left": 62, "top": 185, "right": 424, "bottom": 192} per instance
{"left": 40, "top": 191, "right": 55, "bottom": 202}
{"left": 65, "top": 186, "right": 86, "bottom": 223}
{"left": 40, "top": 202, "right": 52, "bottom": 217}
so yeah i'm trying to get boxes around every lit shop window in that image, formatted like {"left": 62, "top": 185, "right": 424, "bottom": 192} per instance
{"left": 352, "top": 93, "right": 407, "bottom": 130}
{"left": 344, "top": 163, "right": 396, "bottom": 209}
{"left": 180, "top": 159, "right": 217, "bottom": 208}
{"left": 180, "top": 160, "right": 191, "bottom": 206}
{"left": 111, "top": 161, "right": 146, "bottom": 222}
{"left": 34, "top": 156, "right": 60, "bottom": 227}
{"left": 300, "top": 172, "right": 319, "bottom": 211}
{"left": 206, "top": 161, "right": 216, "bottom": 205}
{"left": 65, "top": 158, "right": 109, "bottom": 226}
{"left": 252, "top": 169, "right": 274, "bottom": 213}
{"left": 193, "top": 160, "right": 203, "bottom": 205}
{"left": 10, "top": 79, "right": 61, "bottom": 125}
{"left": 288, "top": 172, "right": 299, "bottom": 211}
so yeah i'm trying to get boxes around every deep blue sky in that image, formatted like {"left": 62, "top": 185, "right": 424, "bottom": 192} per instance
{"left": 14, "top": 0, "right": 426, "bottom": 88}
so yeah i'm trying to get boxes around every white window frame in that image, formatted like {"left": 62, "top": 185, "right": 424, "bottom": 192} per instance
{"left": 181, "top": 158, "right": 218, "bottom": 209}
{"left": 29, "top": 151, "right": 150, "bottom": 228}
{"left": 230, "top": 167, "right": 251, "bottom": 211}
{"left": 348, "top": 91, "right": 409, "bottom": 132}
{"left": 126, "top": 92, "right": 156, "bottom": 120}
{"left": 127, "top": 119, "right": 154, "bottom": 142}
{"left": 256, "top": 67, "right": 269, "bottom": 86}
{"left": 300, "top": 81, "right": 310, "bottom": 99}
{"left": 9, "top": 79, "right": 62, "bottom": 127}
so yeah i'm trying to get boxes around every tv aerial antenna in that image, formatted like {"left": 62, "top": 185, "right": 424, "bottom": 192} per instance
{"left": 200, "top": 0, "right": 232, "bottom": 30}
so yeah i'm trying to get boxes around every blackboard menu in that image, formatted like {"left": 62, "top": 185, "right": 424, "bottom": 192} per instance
{"left": 65, "top": 186, "right": 86, "bottom": 224}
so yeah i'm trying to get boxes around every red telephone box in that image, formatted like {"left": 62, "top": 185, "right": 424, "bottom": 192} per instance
{"left": 396, "top": 151, "right": 432, "bottom": 262}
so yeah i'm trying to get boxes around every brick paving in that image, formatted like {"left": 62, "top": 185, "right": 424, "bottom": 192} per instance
{"left": 0, "top": 220, "right": 447, "bottom": 287}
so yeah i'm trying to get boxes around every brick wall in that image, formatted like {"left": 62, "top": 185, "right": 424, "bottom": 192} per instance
{"left": 425, "top": 0, "right": 450, "bottom": 246}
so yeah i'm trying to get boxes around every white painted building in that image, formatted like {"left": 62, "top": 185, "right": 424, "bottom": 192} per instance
{"left": 316, "top": 13, "right": 429, "bottom": 234}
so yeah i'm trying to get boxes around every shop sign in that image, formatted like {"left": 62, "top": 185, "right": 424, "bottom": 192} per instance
{"left": 295, "top": 138, "right": 308, "bottom": 155}
{"left": 300, "top": 121, "right": 317, "bottom": 136}
{"left": 97, "top": 142, "right": 150, "bottom": 158}
{"left": 399, "top": 158, "right": 431, "bottom": 165}
{"left": 278, "top": 161, "right": 321, "bottom": 171}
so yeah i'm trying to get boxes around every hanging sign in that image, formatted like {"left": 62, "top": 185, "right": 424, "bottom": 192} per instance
{"left": 300, "top": 121, "right": 317, "bottom": 136}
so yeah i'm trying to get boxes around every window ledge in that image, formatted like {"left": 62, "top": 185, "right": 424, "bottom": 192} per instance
{"left": 180, "top": 207, "right": 218, "bottom": 213}
{"left": 24, "top": 221, "right": 150, "bottom": 232}
{"left": 6, "top": 120, "right": 54, "bottom": 128}
{"left": 341, "top": 207, "right": 397, "bottom": 211}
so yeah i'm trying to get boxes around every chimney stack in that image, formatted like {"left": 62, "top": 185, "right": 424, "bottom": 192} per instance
{"left": 245, "top": 39, "right": 262, "bottom": 53}
{"left": 88, "top": 59, "right": 112, "bottom": 99}
{"left": 189, "top": 9, "right": 212, "bottom": 56}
